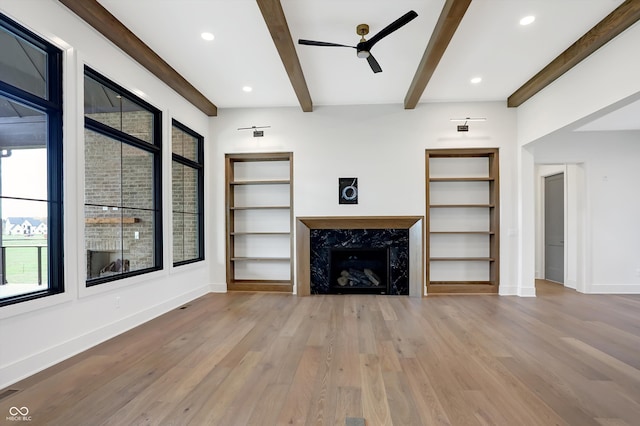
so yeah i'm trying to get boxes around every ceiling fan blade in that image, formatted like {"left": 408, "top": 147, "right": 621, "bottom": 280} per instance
{"left": 298, "top": 39, "right": 355, "bottom": 49}
{"left": 366, "top": 54, "right": 382, "bottom": 73}
{"left": 365, "top": 10, "right": 418, "bottom": 49}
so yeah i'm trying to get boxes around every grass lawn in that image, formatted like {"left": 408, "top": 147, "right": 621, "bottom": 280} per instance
{"left": 2, "top": 235, "right": 48, "bottom": 284}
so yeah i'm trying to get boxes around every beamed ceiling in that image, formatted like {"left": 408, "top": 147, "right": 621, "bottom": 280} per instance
{"left": 57, "top": 0, "right": 640, "bottom": 126}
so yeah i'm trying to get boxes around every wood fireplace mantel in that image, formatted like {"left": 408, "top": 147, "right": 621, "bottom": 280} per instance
{"left": 295, "top": 216, "right": 424, "bottom": 297}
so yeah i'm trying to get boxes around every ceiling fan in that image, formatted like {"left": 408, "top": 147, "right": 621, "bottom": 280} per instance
{"left": 298, "top": 10, "right": 418, "bottom": 73}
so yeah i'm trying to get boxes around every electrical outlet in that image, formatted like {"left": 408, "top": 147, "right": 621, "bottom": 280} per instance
{"left": 116, "top": 296, "right": 121, "bottom": 309}
{"left": 636, "top": 269, "right": 640, "bottom": 277}
{"left": 134, "top": 231, "right": 139, "bottom": 240}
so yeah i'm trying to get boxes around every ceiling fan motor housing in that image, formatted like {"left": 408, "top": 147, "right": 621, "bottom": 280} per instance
{"left": 356, "top": 43, "right": 370, "bottom": 58}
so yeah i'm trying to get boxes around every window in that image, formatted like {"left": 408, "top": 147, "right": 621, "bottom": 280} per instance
{"left": 0, "top": 14, "right": 63, "bottom": 306}
{"left": 172, "top": 120, "right": 204, "bottom": 265}
{"left": 84, "top": 67, "right": 162, "bottom": 285}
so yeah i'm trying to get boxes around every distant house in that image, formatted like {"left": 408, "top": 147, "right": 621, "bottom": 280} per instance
{"left": 3, "top": 217, "right": 48, "bottom": 236}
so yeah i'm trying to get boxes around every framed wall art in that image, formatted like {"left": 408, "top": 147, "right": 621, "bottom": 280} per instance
{"left": 339, "top": 177, "right": 358, "bottom": 204}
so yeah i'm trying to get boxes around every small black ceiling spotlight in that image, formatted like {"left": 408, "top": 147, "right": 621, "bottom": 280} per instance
{"left": 450, "top": 117, "right": 486, "bottom": 132}
{"left": 238, "top": 125, "right": 270, "bottom": 137}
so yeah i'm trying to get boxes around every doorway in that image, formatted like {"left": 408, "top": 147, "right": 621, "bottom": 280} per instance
{"left": 544, "top": 173, "right": 564, "bottom": 283}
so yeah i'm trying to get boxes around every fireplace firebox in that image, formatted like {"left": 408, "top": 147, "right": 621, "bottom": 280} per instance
{"left": 329, "top": 248, "right": 389, "bottom": 294}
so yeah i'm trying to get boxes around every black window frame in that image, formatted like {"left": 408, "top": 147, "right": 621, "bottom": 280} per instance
{"left": 171, "top": 119, "right": 204, "bottom": 266}
{"left": 83, "top": 66, "right": 163, "bottom": 286}
{"left": 0, "top": 13, "right": 64, "bottom": 307}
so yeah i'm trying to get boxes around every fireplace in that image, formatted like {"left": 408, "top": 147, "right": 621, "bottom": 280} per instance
{"left": 310, "top": 228, "right": 408, "bottom": 295}
{"left": 329, "top": 247, "right": 390, "bottom": 294}
{"left": 296, "top": 216, "right": 424, "bottom": 297}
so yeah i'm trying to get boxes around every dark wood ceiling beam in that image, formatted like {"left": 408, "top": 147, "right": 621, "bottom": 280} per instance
{"left": 256, "top": 0, "right": 313, "bottom": 112}
{"left": 404, "top": 0, "right": 472, "bottom": 109}
{"left": 508, "top": 0, "right": 640, "bottom": 108}
{"left": 58, "top": 0, "right": 218, "bottom": 116}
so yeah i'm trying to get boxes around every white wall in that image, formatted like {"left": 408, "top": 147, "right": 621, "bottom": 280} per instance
{"left": 530, "top": 131, "right": 640, "bottom": 293}
{"left": 0, "top": 1, "right": 212, "bottom": 388}
{"left": 210, "top": 102, "right": 520, "bottom": 295}
{"left": 517, "top": 21, "right": 640, "bottom": 146}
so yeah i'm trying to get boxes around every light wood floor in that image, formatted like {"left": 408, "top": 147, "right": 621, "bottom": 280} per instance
{"left": 2, "top": 280, "right": 640, "bottom": 425}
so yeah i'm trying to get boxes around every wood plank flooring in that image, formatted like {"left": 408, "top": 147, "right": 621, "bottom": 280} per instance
{"left": 2, "top": 280, "right": 640, "bottom": 425}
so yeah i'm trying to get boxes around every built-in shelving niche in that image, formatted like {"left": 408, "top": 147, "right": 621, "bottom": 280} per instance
{"left": 426, "top": 148, "right": 500, "bottom": 294}
{"left": 225, "top": 152, "right": 293, "bottom": 292}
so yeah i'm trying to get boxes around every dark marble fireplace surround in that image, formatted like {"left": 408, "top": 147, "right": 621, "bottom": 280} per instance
{"left": 312, "top": 228, "right": 409, "bottom": 295}
{"left": 296, "top": 216, "right": 424, "bottom": 297}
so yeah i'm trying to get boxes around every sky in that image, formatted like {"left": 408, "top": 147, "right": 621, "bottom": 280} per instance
{"left": 1, "top": 148, "right": 48, "bottom": 219}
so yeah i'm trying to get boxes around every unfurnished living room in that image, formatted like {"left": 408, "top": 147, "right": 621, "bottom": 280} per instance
{"left": 1, "top": 0, "right": 640, "bottom": 425}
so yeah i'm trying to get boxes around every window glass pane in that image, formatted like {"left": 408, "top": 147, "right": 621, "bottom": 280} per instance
{"left": 121, "top": 144, "right": 153, "bottom": 209}
{"left": 84, "top": 129, "right": 122, "bottom": 207}
{"left": 1, "top": 14, "right": 63, "bottom": 306}
{"left": 172, "top": 212, "right": 199, "bottom": 264}
{"left": 1, "top": 148, "right": 47, "bottom": 201}
{"left": 172, "top": 162, "right": 199, "bottom": 214}
{"left": 183, "top": 166, "right": 198, "bottom": 214}
{"left": 0, "top": 26, "right": 47, "bottom": 98}
{"left": 84, "top": 75, "right": 121, "bottom": 119}
{"left": 84, "top": 75, "right": 154, "bottom": 144}
{"left": 122, "top": 99, "right": 154, "bottom": 144}
{"left": 85, "top": 205, "right": 124, "bottom": 280}
{"left": 183, "top": 213, "right": 199, "bottom": 260}
{"left": 172, "top": 161, "right": 184, "bottom": 212}
{"left": 1, "top": 199, "right": 49, "bottom": 298}
{"left": 172, "top": 125, "right": 198, "bottom": 162}
{"left": 171, "top": 121, "right": 202, "bottom": 265}
{"left": 172, "top": 211, "right": 184, "bottom": 263}
{"left": 0, "top": 96, "right": 47, "bottom": 200}
{"left": 171, "top": 130, "right": 183, "bottom": 157}
{"left": 84, "top": 68, "right": 161, "bottom": 284}
{"left": 122, "top": 208, "right": 155, "bottom": 272}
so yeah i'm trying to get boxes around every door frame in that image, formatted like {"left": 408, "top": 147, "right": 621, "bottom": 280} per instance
{"left": 535, "top": 163, "right": 590, "bottom": 292}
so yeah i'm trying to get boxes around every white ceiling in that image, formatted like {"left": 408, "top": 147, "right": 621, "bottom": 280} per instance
{"left": 97, "top": 0, "right": 629, "bottom": 118}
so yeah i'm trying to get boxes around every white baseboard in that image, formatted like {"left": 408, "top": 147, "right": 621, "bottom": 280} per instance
{"left": 497, "top": 285, "right": 536, "bottom": 297}
{"left": 0, "top": 285, "right": 210, "bottom": 389}
{"left": 565, "top": 279, "right": 577, "bottom": 290}
{"left": 588, "top": 283, "right": 640, "bottom": 294}
{"left": 210, "top": 283, "right": 227, "bottom": 293}
{"left": 498, "top": 285, "right": 518, "bottom": 296}
{"left": 518, "top": 286, "right": 537, "bottom": 297}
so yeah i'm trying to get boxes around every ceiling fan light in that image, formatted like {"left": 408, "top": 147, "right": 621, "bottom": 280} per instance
{"left": 357, "top": 50, "right": 370, "bottom": 59}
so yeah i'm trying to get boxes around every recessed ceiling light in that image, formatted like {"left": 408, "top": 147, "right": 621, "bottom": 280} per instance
{"left": 520, "top": 15, "right": 535, "bottom": 26}
{"left": 242, "top": 86, "right": 253, "bottom": 93}
{"left": 470, "top": 77, "right": 482, "bottom": 84}
{"left": 201, "top": 32, "right": 214, "bottom": 41}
